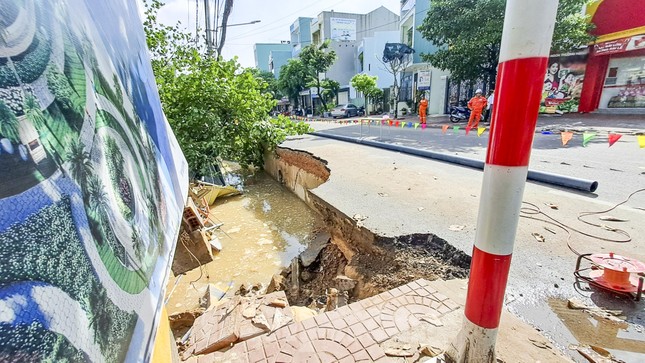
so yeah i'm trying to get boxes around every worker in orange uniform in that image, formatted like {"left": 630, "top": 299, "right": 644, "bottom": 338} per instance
{"left": 466, "top": 89, "right": 487, "bottom": 129}
{"left": 418, "top": 94, "right": 428, "bottom": 124}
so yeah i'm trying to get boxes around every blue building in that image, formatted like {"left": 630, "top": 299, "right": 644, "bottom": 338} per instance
{"left": 253, "top": 43, "right": 292, "bottom": 72}
{"left": 290, "top": 17, "right": 313, "bottom": 57}
{"left": 269, "top": 50, "right": 293, "bottom": 79}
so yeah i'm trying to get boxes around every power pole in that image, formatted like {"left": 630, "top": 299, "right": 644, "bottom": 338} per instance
{"left": 203, "top": 0, "right": 212, "bottom": 53}
{"left": 445, "top": 1, "right": 559, "bottom": 362}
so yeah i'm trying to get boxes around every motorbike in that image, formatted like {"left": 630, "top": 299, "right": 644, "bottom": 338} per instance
{"left": 357, "top": 106, "right": 366, "bottom": 117}
{"left": 449, "top": 102, "right": 483, "bottom": 123}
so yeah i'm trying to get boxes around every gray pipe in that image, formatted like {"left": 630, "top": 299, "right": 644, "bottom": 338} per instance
{"left": 310, "top": 132, "right": 598, "bottom": 193}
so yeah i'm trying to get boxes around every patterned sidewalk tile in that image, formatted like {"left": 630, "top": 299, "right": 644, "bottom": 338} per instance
{"left": 187, "top": 279, "right": 459, "bottom": 362}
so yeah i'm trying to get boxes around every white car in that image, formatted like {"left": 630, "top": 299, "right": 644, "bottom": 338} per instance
{"left": 330, "top": 104, "right": 359, "bottom": 118}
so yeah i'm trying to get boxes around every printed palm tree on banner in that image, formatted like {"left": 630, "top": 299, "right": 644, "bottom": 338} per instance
{"left": 87, "top": 174, "right": 109, "bottom": 245}
{"left": 0, "top": 101, "right": 20, "bottom": 144}
{"left": 88, "top": 283, "right": 111, "bottom": 354}
{"left": 66, "top": 138, "right": 94, "bottom": 193}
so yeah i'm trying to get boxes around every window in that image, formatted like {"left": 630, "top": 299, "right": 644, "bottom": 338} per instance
{"left": 605, "top": 67, "right": 618, "bottom": 86}
{"left": 406, "top": 27, "right": 413, "bottom": 47}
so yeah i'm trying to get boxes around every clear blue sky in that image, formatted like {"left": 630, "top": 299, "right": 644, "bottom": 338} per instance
{"left": 147, "top": 0, "right": 401, "bottom": 68}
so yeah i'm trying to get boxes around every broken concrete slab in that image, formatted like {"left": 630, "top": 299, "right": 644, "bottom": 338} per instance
{"left": 172, "top": 229, "right": 213, "bottom": 275}
{"left": 299, "top": 231, "right": 330, "bottom": 267}
{"left": 184, "top": 291, "right": 294, "bottom": 359}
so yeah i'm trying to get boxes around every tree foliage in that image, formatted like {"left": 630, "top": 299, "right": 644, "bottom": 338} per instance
{"left": 278, "top": 59, "right": 308, "bottom": 109}
{"left": 249, "top": 68, "right": 281, "bottom": 99}
{"left": 299, "top": 41, "right": 337, "bottom": 113}
{"left": 419, "top": 0, "right": 594, "bottom": 87}
{"left": 350, "top": 73, "right": 378, "bottom": 109}
{"left": 142, "top": 0, "right": 311, "bottom": 171}
{"left": 321, "top": 78, "right": 340, "bottom": 106}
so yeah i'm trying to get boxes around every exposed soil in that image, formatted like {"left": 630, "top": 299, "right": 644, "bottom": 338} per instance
{"left": 275, "top": 147, "right": 330, "bottom": 182}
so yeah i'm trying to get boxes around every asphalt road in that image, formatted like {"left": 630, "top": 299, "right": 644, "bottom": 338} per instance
{"left": 311, "top": 121, "right": 645, "bottom": 207}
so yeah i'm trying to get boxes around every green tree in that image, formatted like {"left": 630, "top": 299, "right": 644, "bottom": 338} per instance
{"left": 321, "top": 78, "right": 340, "bottom": 106}
{"left": 418, "top": 0, "right": 594, "bottom": 88}
{"left": 249, "top": 68, "right": 282, "bottom": 99}
{"left": 278, "top": 58, "right": 308, "bottom": 109}
{"left": 0, "top": 100, "right": 20, "bottom": 143}
{"left": 299, "top": 41, "right": 337, "bottom": 114}
{"left": 143, "top": 0, "right": 311, "bottom": 171}
{"left": 350, "top": 73, "right": 379, "bottom": 111}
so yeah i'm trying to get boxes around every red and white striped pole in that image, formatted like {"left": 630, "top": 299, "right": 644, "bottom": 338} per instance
{"left": 447, "top": 1, "right": 559, "bottom": 362}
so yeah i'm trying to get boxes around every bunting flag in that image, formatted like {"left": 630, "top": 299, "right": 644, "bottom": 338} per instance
{"left": 389, "top": 120, "right": 393, "bottom": 126}
{"left": 639, "top": 135, "right": 645, "bottom": 148}
{"left": 422, "top": 123, "right": 427, "bottom": 130}
{"left": 453, "top": 126, "right": 460, "bottom": 133}
{"left": 541, "top": 131, "right": 553, "bottom": 135}
{"left": 608, "top": 133, "right": 622, "bottom": 147}
{"left": 465, "top": 126, "right": 472, "bottom": 135}
{"left": 395, "top": 121, "right": 400, "bottom": 127}
{"left": 477, "top": 127, "right": 486, "bottom": 137}
{"left": 582, "top": 132, "right": 597, "bottom": 147}
{"left": 414, "top": 123, "right": 420, "bottom": 129}
{"left": 442, "top": 125, "right": 449, "bottom": 134}
{"left": 407, "top": 122, "right": 413, "bottom": 128}
{"left": 561, "top": 131, "right": 573, "bottom": 146}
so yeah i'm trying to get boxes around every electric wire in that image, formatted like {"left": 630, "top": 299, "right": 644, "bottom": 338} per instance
{"left": 519, "top": 188, "right": 645, "bottom": 256}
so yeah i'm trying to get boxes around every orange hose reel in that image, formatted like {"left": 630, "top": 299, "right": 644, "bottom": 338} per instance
{"left": 575, "top": 252, "right": 645, "bottom": 301}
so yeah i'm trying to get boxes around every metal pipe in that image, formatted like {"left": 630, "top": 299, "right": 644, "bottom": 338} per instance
{"left": 310, "top": 131, "right": 598, "bottom": 193}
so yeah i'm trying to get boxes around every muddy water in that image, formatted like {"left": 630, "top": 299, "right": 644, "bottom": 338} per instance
{"left": 165, "top": 172, "right": 320, "bottom": 316}
{"left": 546, "top": 298, "right": 645, "bottom": 362}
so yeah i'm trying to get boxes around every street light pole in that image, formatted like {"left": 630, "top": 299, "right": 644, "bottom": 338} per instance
{"left": 446, "top": 0, "right": 559, "bottom": 362}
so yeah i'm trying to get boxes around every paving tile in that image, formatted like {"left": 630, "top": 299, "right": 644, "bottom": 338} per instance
{"left": 399, "top": 284, "right": 413, "bottom": 294}
{"left": 353, "top": 309, "right": 371, "bottom": 322}
{"left": 302, "top": 317, "right": 317, "bottom": 330}
{"left": 331, "top": 316, "right": 348, "bottom": 330}
{"left": 352, "top": 349, "right": 370, "bottom": 361}
{"left": 349, "top": 302, "right": 364, "bottom": 313}
{"left": 362, "top": 318, "right": 379, "bottom": 331}
{"left": 438, "top": 304, "right": 452, "bottom": 315}
{"left": 407, "top": 280, "right": 421, "bottom": 290}
{"left": 336, "top": 305, "right": 352, "bottom": 316}
{"left": 275, "top": 352, "right": 292, "bottom": 362}
{"left": 366, "top": 344, "right": 386, "bottom": 361}
{"left": 247, "top": 347, "right": 267, "bottom": 363}
{"left": 357, "top": 333, "right": 376, "bottom": 349}
{"left": 344, "top": 313, "right": 359, "bottom": 326}
{"left": 444, "top": 299, "right": 461, "bottom": 311}
{"left": 377, "top": 291, "right": 394, "bottom": 302}
{"left": 338, "top": 356, "right": 356, "bottom": 363}
{"left": 349, "top": 323, "right": 367, "bottom": 337}
{"left": 326, "top": 310, "right": 342, "bottom": 322}
{"left": 366, "top": 306, "right": 381, "bottom": 318}
{"left": 347, "top": 340, "right": 364, "bottom": 354}
{"left": 314, "top": 313, "right": 330, "bottom": 326}
{"left": 288, "top": 323, "right": 303, "bottom": 335}
{"left": 340, "top": 332, "right": 357, "bottom": 348}
{"left": 370, "top": 328, "right": 389, "bottom": 343}
{"left": 433, "top": 292, "right": 449, "bottom": 302}
{"left": 313, "top": 339, "right": 350, "bottom": 360}
{"left": 264, "top": 341, "right": 281, "bottom": 359}
{"left": 384, "top": 327, "right": 399, "bottom": 337}
{"left": 276, "top": 326, "right": 291, "bottom": 340}
{"left": 245, "top": 337, "right": 263, "bottom": 352}
{"left": 306, "top": 329, "right": 319, "bottom": 342}
{"left": 390, "top": 287, "right": 404, "bottom": 298}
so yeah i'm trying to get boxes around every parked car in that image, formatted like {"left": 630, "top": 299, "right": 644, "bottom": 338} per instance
{"left": 331, "top": 104, "right": 359, "bottom": 118}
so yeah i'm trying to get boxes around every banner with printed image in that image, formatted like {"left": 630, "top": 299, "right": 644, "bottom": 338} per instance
{"left": 540, "top": 54, "right": 588, "bottom": 113}
{"left": 0, "top": 0, "right": 188, "bottom": 361}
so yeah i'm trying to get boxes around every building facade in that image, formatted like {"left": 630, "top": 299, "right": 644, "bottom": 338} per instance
{"left": 269, "top": 50, "right": 292, "bottom": 78}
{"left": 253, "top": 43, "right": 292, "bottom": 72}
{"left": 578, "top": 0, "right": 645, "bottom": 113}
{"left": 399, "top": 0, "right": 449, "bottom": 115}
{"left": 290, "top": 17, "right": 313, "bottom": 57}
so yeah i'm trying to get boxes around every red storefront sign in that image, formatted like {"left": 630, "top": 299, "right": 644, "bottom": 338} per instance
{"left": 594, "top": 34, "right": 645, "bottom": 55}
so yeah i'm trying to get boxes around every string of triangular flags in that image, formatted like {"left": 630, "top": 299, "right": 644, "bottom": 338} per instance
{"left": 290, "top": 116, "right": 645, "bottom": 148}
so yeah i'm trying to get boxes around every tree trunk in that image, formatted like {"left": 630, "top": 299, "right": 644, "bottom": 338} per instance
{"left": 216, "top": 0, "right": 234, "bottom": 56}
{"left": 316, "top": 81, "right": 327, "bottom": 115}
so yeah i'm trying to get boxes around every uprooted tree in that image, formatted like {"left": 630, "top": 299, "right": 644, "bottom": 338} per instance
{"left": 143, "top": 0, "right": 310, "bottom": 172}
